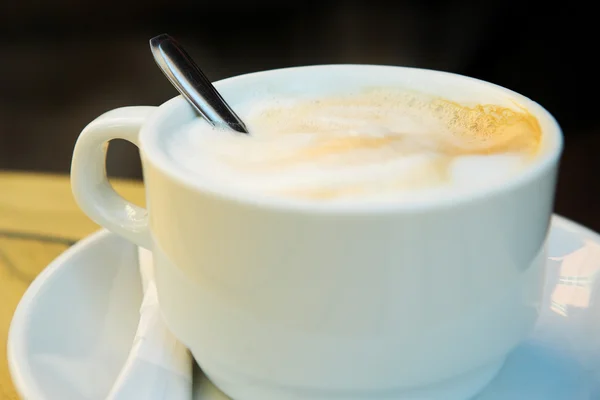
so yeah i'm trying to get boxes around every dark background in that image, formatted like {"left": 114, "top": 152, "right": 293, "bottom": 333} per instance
{"left": 0, "top": 2, "right": 597, "bottom": 229}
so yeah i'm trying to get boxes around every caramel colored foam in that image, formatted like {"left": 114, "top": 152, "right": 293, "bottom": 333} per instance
{"left": 244, "top": 89, "right": 541, "bottom": 160}
{"left": 169, "top": 87, "right": 542, "bottom": 201}
{"left": 428, "top": 99, "right": 541, "bottom": 156}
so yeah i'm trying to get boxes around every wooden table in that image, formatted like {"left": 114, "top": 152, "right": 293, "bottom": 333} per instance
{"left": 0, "top": 171, "right": 145, "bottom": 399}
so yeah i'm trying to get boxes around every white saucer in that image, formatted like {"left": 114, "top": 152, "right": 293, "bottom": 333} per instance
{"left": 8, "top": 215, "right": 600, "bottom": 400}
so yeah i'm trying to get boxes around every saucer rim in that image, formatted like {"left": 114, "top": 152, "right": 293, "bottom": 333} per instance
{"left": 6, "top": 214, "right": 596, "bottom": 400}
{"left": 7, "top": 229, "right": 116, "bottom": 400}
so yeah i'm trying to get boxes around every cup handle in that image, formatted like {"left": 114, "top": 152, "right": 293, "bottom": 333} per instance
{"left": 71, "top": 106, "right": 157, "bottom": 249}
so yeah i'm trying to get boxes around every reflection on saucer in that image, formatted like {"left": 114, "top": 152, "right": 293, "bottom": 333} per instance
{"left": 550, "top": 239, "right": 600, "bottom": 316}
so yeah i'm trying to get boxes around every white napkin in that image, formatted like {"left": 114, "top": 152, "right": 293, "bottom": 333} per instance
{"left": 106, "top": 247, "right": 193, "bottom": 400}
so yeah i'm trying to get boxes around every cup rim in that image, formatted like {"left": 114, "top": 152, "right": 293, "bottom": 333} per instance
{"left": 139, "top": 64, "right": 563, "bottom": 214}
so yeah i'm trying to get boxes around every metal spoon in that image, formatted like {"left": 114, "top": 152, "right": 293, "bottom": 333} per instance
{"left": 150, "top": 34, "right": 249, "bottom": 134}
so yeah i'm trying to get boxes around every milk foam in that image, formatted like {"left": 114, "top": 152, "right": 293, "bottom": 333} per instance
{"left": 167, "top": 88, "right": 542, "bottom": 202}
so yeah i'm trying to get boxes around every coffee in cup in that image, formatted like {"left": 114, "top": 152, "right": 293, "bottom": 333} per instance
{"left": 168, "top": 86, "right": 542, "bottom": 203}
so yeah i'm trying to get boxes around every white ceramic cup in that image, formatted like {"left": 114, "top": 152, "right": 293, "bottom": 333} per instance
{"left": 71, "top": 65, "right": 563, "bottom": 400}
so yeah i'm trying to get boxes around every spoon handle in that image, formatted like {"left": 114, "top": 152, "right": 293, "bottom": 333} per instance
{"left": 150, "top": 34, "right": 249, "bottom": 134}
